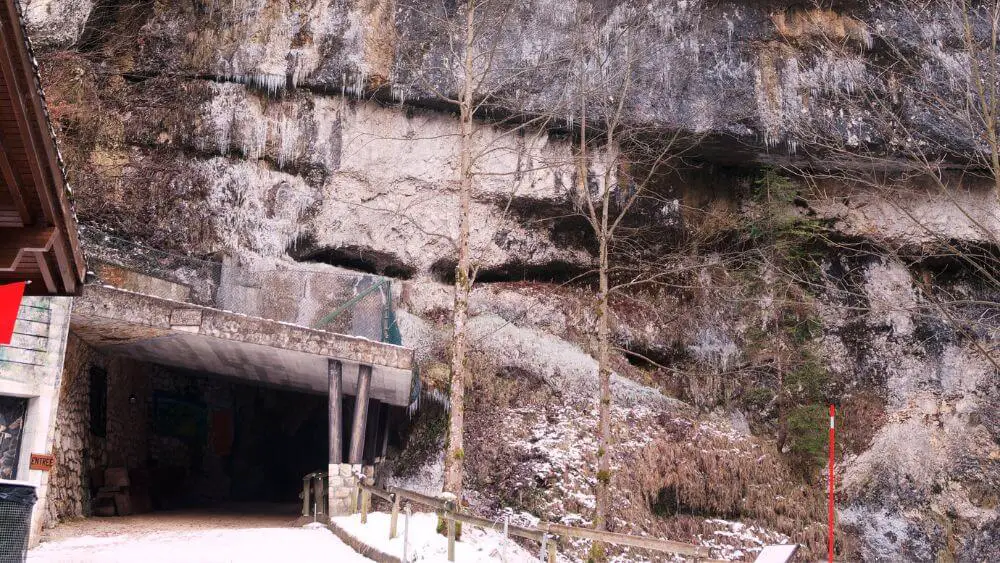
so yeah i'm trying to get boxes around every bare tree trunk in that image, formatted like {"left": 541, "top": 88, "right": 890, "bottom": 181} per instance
{"left": 594, "top": 233, "right": 612, "bottom": 531}
{"left": 443, "top": 0, "right": 476, "bottom": 497}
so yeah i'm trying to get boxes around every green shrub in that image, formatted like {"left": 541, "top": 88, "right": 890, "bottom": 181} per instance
{"left": 786, "top": 356, "right": 828, "bottom": 402}
{"left": 786, "top": 404, "right": 829, "bottom": 474}
{"left": 436, "top": 516, "right": 462, "bottom": 540}
{"left": 744, "top": 386, "right": 775, "bottom": 411}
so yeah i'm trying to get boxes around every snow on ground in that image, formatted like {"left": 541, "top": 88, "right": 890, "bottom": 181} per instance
{"left": 30, "top": 512, "right": 371, "bottom": 563}
{"left": 386, "top": 449, "right": 445, "bottom": 497}
{"left": 333, "top": 511, "right": 544, "bottom": 563}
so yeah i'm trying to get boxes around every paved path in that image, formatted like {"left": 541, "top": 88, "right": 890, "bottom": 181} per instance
{"left": 29, "top": 509, "right": 372, "bottom": 562}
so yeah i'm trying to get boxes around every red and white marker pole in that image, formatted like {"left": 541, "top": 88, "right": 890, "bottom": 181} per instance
{"left": 828, "top": 404, "right": 836, "bottom": 563}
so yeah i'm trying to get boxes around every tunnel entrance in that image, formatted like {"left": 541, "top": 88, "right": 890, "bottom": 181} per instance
{"left": 84, "top": 359, "right": 396, "bottom": 515}
{"left": 60, "top": 283, "right": 415, "bottom": 521}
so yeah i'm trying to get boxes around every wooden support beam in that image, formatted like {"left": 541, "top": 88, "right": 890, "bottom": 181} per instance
{"left": 348, "top": 364, "right": 373, "bottom": 464}
{"left": 379, "top": 407, "right": 391, "bottom": 460}
{"left": 0, "top": 141, "right": 28, "bottom": 225}
{"left": 329, "top": 359, "right": 343, "bottom": 465}
{"left": 51, "top": 237, "right": 75, "bottom": 293}
{"left": 0, "top": 226, "right": 54, "bottom": 270}
{"left": 4, "top": 0, "right": 86, "bottom": 280}
{"left": 363, "top": 399, "right": 382, "bottom": 463}
{"left": 34, "top": 250, "right": 55, "bottom": 293}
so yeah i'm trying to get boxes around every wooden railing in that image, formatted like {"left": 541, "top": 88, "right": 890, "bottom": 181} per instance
{"left": 354, "top": 482, "right": 728, "bottom": 563}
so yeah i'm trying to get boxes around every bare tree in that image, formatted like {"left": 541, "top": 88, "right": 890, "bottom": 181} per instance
{"left": 566, "top": 4, "right": 701, "bottom": 543}
{"left": 390, "top": 0, "right": 571, "bottom": 497}
{"left": 782, "top": 0, "right": 1000, "bottom": 372}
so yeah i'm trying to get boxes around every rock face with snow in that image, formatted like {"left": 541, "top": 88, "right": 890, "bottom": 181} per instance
{"left": 23, "top": 0, "right": 989, "bottom": 156}
{"left": 28, "top": 1, "right": 1000, "bottom": 561}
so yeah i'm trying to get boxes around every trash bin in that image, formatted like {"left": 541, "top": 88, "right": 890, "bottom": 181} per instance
{"left": 0, "top": 481, "right": 37, "bottom": 563}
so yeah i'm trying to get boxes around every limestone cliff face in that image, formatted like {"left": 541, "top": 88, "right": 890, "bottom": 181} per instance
{"left": 24, "top": 0, "right": 1000, "bottom": 561}
{"left": 23, "top": 0, "right": 988, "bottom": 157}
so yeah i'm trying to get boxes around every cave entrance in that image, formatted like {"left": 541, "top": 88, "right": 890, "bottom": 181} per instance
{"left": 65, "top": 284, "right": 416, "bottom": 519}
{"left": 88, "top": 362, "right": 333, "bottom": 514}
{"left": 83, "top": 358, "right": 406, "bottom": 517}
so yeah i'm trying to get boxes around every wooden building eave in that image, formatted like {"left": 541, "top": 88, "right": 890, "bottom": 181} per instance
{"left": 0, "top": 0, "right": 85, "bottom": 295}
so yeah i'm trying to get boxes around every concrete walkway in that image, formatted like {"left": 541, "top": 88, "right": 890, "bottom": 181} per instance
{"left": 30, "top": 508, "right": 372, "bottom": 562}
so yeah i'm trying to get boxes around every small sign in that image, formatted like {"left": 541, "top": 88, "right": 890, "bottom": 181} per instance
{"left": 29, "top": 453, "right": 54, "bottom": 471}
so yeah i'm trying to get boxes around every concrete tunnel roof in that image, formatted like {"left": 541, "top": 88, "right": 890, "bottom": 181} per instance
{"left": 70, "top": 284, "right": 416, "bottom": 406}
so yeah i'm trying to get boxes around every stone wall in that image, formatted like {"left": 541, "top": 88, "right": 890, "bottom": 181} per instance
{"left": 45, "top": 338, "right": 154, "bottom": 526}
{"left": 45, "top": 332, "right": 94, "bottom": 525}
{"left": 103, "top": 357, "right": 152, "bottom": 469}
{"left": 328, "top": 463, "right": 365, "bottom": 516}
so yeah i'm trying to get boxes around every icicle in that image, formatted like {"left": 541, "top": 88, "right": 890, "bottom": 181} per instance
{"left": 276, "top": 115, "right": 299, "bottom": 169}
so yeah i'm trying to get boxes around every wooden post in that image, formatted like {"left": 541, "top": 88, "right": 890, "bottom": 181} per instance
{"left": 329, "top": 359, "right": 343, "bottom": 465}
{"left": 361, "top": 488, "right": 370, "bottom": 524}
{"left": 364, "top": 399, "right": 383, "bottom": 462}
{"left": 403, "top": 503, "right": 411, "bottom": 563}
{"left": 389, "top": 493, "right": 401, "bottom": 538}
{"left": 302, "top": 475, "right": 311, "bottom": 517}
{"left": 379, "top": 407, "right": 391, "bottom": 460}
{"left": 547, "top": 539, "right": 557, "bottom": 563}
{"left": 349, "top": 364, "right": 373, "bottom": 464}
{"left": 322, "top": 474, "right": 329, "bottom": 515}
{"left": 447, "top": 516, "right": 456, "bottom": 562}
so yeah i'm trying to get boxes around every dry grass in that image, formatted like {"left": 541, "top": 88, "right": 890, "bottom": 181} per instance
{"left": 618, "top": 427, "right": 835, "bottom": 561}
{"left": 837, "top": 391, "right": 887, "bottom": 456}
{"left": 772, "top": 9, "right": 872, "bottom": 49}
{"left": 40, "top": 51, "right": 126, "bottom": 153}
{"left": 464, "top": 354, "right": 558, "bottom": 510}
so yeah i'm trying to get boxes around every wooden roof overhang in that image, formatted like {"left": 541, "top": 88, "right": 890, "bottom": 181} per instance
{"left": 0, "top": 0, "right": 85, "bottom": 295}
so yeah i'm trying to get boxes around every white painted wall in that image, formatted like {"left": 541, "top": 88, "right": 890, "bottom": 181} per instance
{"left": 0, "top": 296, "right": 72, "bottom": 546}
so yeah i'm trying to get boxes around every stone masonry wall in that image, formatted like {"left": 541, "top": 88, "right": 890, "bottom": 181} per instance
{"left": 328, "top": 463, "right": 364, "bottom": 516}
{"left": 44, "top": 338, "right": 155, "bottom": 526}
{"left": 45, "top": 333, "right": 94, "bottom": 525}
{"left": 104, "top": 356, "right": 151, "bottom": 470}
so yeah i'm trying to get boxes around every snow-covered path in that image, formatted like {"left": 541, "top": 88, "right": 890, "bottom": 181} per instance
{"left": 29, "top": 510, "right": 372, "bottom": 563}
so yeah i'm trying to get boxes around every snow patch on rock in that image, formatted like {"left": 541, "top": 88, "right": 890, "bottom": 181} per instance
{"left": 467, "top": 314, "right": 674, "bottom": 407}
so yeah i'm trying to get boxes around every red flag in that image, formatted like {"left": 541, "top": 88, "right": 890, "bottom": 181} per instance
{"left": 0, "top": 281, "right": 26, "bottom": 345}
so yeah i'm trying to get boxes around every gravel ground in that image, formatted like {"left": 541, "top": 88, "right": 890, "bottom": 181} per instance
{"left": 30, "top": 506, "right": 372, "bottom": 562}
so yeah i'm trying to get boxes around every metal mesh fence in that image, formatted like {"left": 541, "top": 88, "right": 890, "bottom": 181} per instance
{"left": 0, "top": 486, "right": 34, "bottom": 563}
{"left": 80, "top": 228, "right": 401, "bottom": 344}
